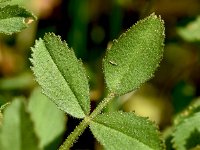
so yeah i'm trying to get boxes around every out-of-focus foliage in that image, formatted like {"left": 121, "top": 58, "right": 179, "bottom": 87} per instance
{"left": 1, "top": 0, "right": 200, "bottom": 149}
{"left": 0, "top": 4, "right": 36, "bottom": 34}
{"left": 0, "top": 89, "right": 67, "bottom": 150}
{"left": 28, "top": 88, "right": 66, "bottom": 149}
{"left": 163, "top": 99, "right": 200, "bottom": 150}
{"left": 0, "top": 98, "right": 41, "bottom": 150}
{"left": 178, "top": 16, "right": 200, "bottom": 42}
{"left": 0, "top": 72, "right": 35, "bottom": 90}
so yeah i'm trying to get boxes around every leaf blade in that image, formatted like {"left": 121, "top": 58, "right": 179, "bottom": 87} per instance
{"left": 103, "top": 13, "right": 165, "bottom": 95}
{"left": 28, "top": 87, "right": 66, "bottom": 149}
{"left": 90, "top": 111, "right": 164, "bottom": 150}
{"left": 172, "top": 104, "right": 200, "bottom": 150}
{"left": 0, "top": 5, "right": 36, "bottom": 34}
{"left": 31, "top": 33, "right": 90, "bottom": 118}
{"left": 0, "top": 0, "right": 10, "bottom": 7}
{"left": 0, "top": 98, "right": 41, "bottom": 150}
{"left": 177, "top": 16, "right": 200, "bottom": 42}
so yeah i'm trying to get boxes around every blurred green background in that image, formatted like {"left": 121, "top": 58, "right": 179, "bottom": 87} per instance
{"left": 1, "top": 0, "right": 200, "bottom": 149}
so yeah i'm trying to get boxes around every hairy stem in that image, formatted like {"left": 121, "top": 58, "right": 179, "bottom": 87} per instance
{"left": 90, "top": 93, "right": 115, "bottom": 119}
{"left": 59, "top": 117, "right": 90, "bottom": 150}
{"left": 59, "top": 93, "right": 115, "bottom": 150}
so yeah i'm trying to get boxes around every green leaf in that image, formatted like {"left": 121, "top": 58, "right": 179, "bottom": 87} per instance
{"left": 0, "top": 0, "right": 10, "bottom": 5}
{"left": 90, "top": 111, "right": 164, "bottom": 150}
{"left": 172, "top": 111, "right": 200, "bottom": 150}
{"left": 0, "top": 112, "right": 2, "bottom": 127}
{"left": 0, "top": 72, "right": 35, "bottom": 90}
{"left": 0, "top": 103, "right": 10, "bottom": 127}
{"left": 174, "top": 102, "right": 200, "bottom": 125}
{"left": 0, "top": 5, "right": 36, "bottom": 34}
{"left": 177, "top": 16, "right": 200, "bottom": 42}
{"left": 0, "top": 0, "right": 28, "bottom": 7}
{"left": 162, "top": 127, "right": 174, "bottom": 150}
{"left": 103, "top": 13, "right": 165, "bottom": 95}
{"left": 0, "top": 102, "right": 10, "bottom": 111}
{"left": 31, "top": 33, "right": 90, "bottom": 118}
{"left": 28, "top": 87, "right": 66, "bottom": 149}
{"left": 0, "top": 0, "right": 10, "bottom": 2}
{"left": 172, "top": 100, "right": 200, "bottom": 150}
{"left": 0, "top": 98, "right": 41, "bottom": 150}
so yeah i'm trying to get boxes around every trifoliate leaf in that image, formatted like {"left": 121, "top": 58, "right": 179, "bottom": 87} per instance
{"left": 90, "top": 111, "right": 164, "bottom": 150}
{"left": 172, "top": 111, "right": 200, "bottom": 150}
{"left": 103, "top": 13, "right": 165, "bottom": 95}
{"left": 0, "top": 98, "right": 41, "bottom": 150}
{"left": 31, "top": 33, "right": 90, "bottom": 118}
{"left": 28, "top": 87, "right": 66, "bottom": 149}
{"left": 0, "top": 5, "right": 36, "bottom": 34}
{"left": 177, "top": 16, "right": 200, "bottom": 42}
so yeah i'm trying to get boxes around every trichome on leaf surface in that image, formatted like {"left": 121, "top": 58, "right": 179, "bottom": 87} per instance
{"left": 1, "top": 1, "right": 200, "bottom": 150}
{"left": 30, "top": 13, "right": 165, "bottom": 150}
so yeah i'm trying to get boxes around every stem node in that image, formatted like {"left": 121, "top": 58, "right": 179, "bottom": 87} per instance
{"left": 59, "top": 93, "right": 115, "bottom": 150}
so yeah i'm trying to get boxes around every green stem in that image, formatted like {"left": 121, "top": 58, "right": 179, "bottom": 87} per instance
{"left": 58, "top": 93, "right": 115, "bottom": 150}
{"left": 90, "top": 93, "right": 115, "bottom": 119}
{"left": 59, "top": 117, "right": 90, "bottom": 150}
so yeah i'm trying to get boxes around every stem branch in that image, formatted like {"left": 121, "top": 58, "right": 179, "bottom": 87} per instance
{"left": 90, "top": 93, "right": 115, "bottom": 119}
{"left": 59, "top": 93, "right": 115, "bottom": 150}
{"left": 59, "top": 117, "right": 89, "bottom": 150}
